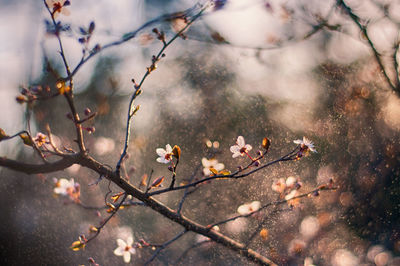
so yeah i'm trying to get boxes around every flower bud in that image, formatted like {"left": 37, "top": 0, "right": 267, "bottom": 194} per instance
{"left": 84, "top": 108, "right": 91, "bottom": 116}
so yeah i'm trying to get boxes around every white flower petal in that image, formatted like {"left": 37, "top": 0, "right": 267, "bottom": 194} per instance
{"left": 156, "top": 148, "right": 166, "bottom": 156}
{"left": 165, "top": 144, "right": 172, "bottom": 153}
{"left": 129, "top": 247, "right": 136, "bottom": 254}
{"left": 293, "top": 139, "right": 302, "bottom": 144}
{"left": 237, "top": 204, "right": 250, "bottom": 215}
{"left": 114, "top": 246, "right": 125, "bottom": 256}
{"left": 232, "top": 152, "right": 241, "bottom": 158}
{"left": 117, "top": 239, "right": 127, "bottom": 248}
{"left": 286, "top": 176, "right": 297, "bottom": 187}
{"left": 123, "top": 251, "right": 131, "bottom": 263}
{"left": 250, "top": 201, "right": 261, "bottom": 211}
{"left": 203, "top": 168, "right": 211, "bottom": 176}
{"left": 245, "top": 144, "right": 252, "bottom": 151}
{"left": 201, "top": 158, "right": 210, "bottom": 168}
{"left": 215, "top": 163, "right": 225, "bottom": 171}
{"left": 285, "top": 190, "right": 298, "bottom": 200}
{"left": 126, "top": 236, "right": 134, "bottom": 246}
{"left": 230, "top": 145, "right": 240, "bottom": 153}
{"left": 237, "top": 136, "right": 245, "bottom": 147}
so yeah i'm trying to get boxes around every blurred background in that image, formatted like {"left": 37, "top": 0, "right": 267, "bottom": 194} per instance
{"left": 0, "top": 0, "right": 399, "bottom": 265}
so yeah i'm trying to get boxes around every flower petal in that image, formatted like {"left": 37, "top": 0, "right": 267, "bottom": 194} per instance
{"left": 156, "top": 148, "right": 166, "bottom": 156}
{"left": 237, "top": 204, "right": 250, "bottom": 215}
{"left": 201, "top": 158, "right": 210, "bottom": 168}
{"left": 203, "top": 168, "right": 211, "bottom": 176}
{"left": 123, "top": 251, "right": 131, "bottom": 263}
{"left": 129, "top": 247, "right": 136, "bottom": 254}
{"left": 126, "top": 236, "right": 133, "bottom": 246}
{"left": 215, "top": 163, "right": 225, "bottom": 171}
{"left": 232, "top": 152, "right": 241, "bottom": 158}
{"left": 245, "top": 144, "right": 252, "bottom": 151}
{"left": 237, "top": 136, "right": 245, "bottom": 147}
{"left": 230, "top": 145, "right": 240, "bottom": 153}
{"left": 293, "top": 139, "right": 302, "bottom": 144}
{"left": 250, "top": 201, "right": 261, "bottom": 211}
{"left": 114, "top": 246, "right": 124, "bottom": 256}
{"left": 117, "top": 239, "right": 126, "bottom": 248}
{"left": 165, "top": 144, "right": 172, "bottom": 153}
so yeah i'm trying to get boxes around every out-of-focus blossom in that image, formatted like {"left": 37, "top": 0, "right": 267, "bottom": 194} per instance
{"left": 201, "top": 158, "right": 225, "bottom": 176}
{"left": 300, "top": 216, "right": 320, "bottom": 239}
{"left": 156, "top": 144, "right": 173, "bottom": 164}
{"left": 271, "top": 178, "right": 286, "bottom": 193}
{"left": 46, "top": 0, "right": 71, "bottom": 17}
{"left": 288, "top": 239, "right": 306, "bottom": 256}
{"left": 230, "top": 136, "right": 252, "bottom": 158}
{"left": 114, "top": 235, "right": 136, "bottom": 263}
{"left": 94, "top": 137, "right": 115, "bottom": 155}
{"left": 225, "top": 217, "right": 248, "bottom": 235}
{"left": 205, "top": 139, "right": 220, "bottom": 149}
{"left": 293, "top": 136, "right": 317, "bottom": 153}
{"left": 34, "top": 132, "right": 47, "bottom": 147}
{"left": 304, "top": 257, "right": 316, "bottom": 266}
{"left": 285, "top": 190, "right": 300, "bottom": 207}
{"left": 285, "top": 189, "right": 298, "bottom": 201}
{"left": 272, "top": 176, "right": 301, "bottom": 194}
{"left": 54, "top": 178, "right": 80, "bottom": 201}
{"left": 331, "top": 249, "right": 359, "bottom": 266}
{"left": 237, "top": 201, "right": 261, "bottom": 215}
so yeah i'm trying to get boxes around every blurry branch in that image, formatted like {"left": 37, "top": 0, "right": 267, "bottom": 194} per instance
{"left": 65, "top": 3, "right": 206, "bottom": 82}
{"left": 187, "top": 2, "right": 339, "bottom": 51}
{"left": 0, "top": 154, "right": 77, "bottom": 174}
{"left": 370, "top": 0, "right": 400, "bottom": 26}
{"left": 174, "top": 239, "right": 211, "bottom": 265}
{"left": 209, "top": 185, "right": 337, "bottom": 229}
{"left": 85, "top": 194, "right": 128, "bottom": 245}
{"left": 144, "top": 230, "right": 188, "bottom": 265}
{"left": 177, "top": 164, "right": 202, "bottom": 214}
{"left": 337, "top": 0, "right": 400, "bottom": 96}
{"left": 115, "top": 5, "right": 209, "bottom": 176}
{"left": 44, "top": 0, "right": 86, "bottom": 152}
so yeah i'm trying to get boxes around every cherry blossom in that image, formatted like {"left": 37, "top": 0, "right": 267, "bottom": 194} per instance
{"left": 230, "top": 136, "right": 252, "bottom": 158}
{"left": 54, "top": 178, "right": 80, "bottom": 201}
{"left": 156, "top": 144, "right": 173, "bottom": 164}
{"left": 201, "top": 158, "right": 225, "bottom": 176}
{"left": 237, "top": 201, "right": 261, "bottom": 215}
{"left": 293, "top": 136, "right": 317, "bottom": 153}
{"left": 45, "top": 0, "right": 71, "bottom": 17}
{"left": 114, "top": 235, "right": 136, "bottom": 263}
{"left": 54, "top": 178, "right": 75, "bottom": 195}
{"left": 34, "top": 132, "right": 47, "bottom": 147}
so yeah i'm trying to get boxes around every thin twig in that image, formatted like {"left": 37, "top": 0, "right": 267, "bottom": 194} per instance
{"left": 44, "top": 0, "right": 87, "bottom": 152}
{"left": 209, "top": 185, "right": 337, "bottom": 228}
{"left": 115, "top": 5, "right": 209, "bottom": 176}
{"left": 174, "top": 239, "right": 211, "bottom": 265}
{"left": 85, "top": 194, "right": 128, "bottom": 244}
{"left": 144, "top": 230, "right": 188, "bottom": 265}
{"left": 147, "top": 147, "right": 298, "bottom": 197}
{"left": 177, "top": 164, "right": 202, "bottom": 214}
{"left": 337, "top": 0, "right": 400, "bottom": 95}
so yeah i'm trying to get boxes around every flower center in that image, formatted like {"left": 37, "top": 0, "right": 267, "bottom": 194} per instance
{"left": 240, "top": 147, "right": 247, "bottom": 153}
{"left": 125, "top": 245, "right": 131, "bottom": 252}
{"left": 165, "top": 153, "right": 172, "bottom": 160}
{"left": 53, "top": 3, "right": 63, "bottom": 13}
